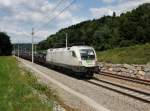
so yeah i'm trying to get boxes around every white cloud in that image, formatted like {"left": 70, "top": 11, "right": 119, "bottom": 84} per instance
{"left": 72, "top": 17, "right": 87, "bottom": 24}
{"left": 1, "top": 0, "right": 149, "bottom": 43}
{"left": 102, "top": 0, "right": 114, "bottom": 3}
{"left": 57, "top": 11, "right": 72, "bottom": 21}
{"left": 97, "top": 0, "right": 115, "bottom": 4}
{"left": 0, "top": 0, "right": 83, "bottom": 43}
{"left": 90, "top": 8, "right": 113, "bottom": 18}
{"left": 90, "top": 0, "right": 150, "bottom": 18}
{"left": 0, "top": 0, "right": 11, "bottom": 7}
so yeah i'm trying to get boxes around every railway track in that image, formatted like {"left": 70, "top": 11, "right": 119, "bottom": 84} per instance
{"left": 98, "top": 72, "right": 150, "bottom": 86}
{"left": 18, "top": 56, "right": 150, "bottom": 103}
{"left": 85, "top": 77, "right": 150, "bottom": 103}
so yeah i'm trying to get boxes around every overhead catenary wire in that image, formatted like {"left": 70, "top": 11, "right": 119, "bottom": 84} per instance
{"left": 36, "top": 0, "right": 76, "bottom": 32}
{"left": 16, "top": 0, "right": 65, "bottom": 39}
{"left": 35, "top": 0, "right": 65, "bottom": 29}
{"left": 31, "top": 1, "right": 67, "bottom": 62}
{"left": 49, "top": 0, "right": 66, "bottom": 14}
{"left": 16, "top": 0, "right": 76, "bottom": 51}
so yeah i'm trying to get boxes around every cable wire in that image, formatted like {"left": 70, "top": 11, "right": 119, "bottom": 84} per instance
{"left": 36, "top": 0, "right": 76, "bottom": 32}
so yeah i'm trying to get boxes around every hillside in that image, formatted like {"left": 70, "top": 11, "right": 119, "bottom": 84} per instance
{"left": 38, "top": 3, "right": 150, "bottom": 51}
{"left": 97, "top": 43, "right": 150, "bottom": 64}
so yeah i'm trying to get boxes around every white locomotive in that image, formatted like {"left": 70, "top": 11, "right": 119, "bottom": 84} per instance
{"left": 46, "top": 46, "right": 99, "bottom": 77}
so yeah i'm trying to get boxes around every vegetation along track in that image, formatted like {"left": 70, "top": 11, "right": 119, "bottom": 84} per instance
{"left": 85, "top": 76, "right": 150, "bottom": 103}
{"left": 99, "top": 72, "right": 150, "bottom": 86}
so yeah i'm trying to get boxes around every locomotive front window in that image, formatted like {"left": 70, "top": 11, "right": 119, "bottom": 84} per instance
{"left": 80, "top": 49, "right": 95, "bottom": 60}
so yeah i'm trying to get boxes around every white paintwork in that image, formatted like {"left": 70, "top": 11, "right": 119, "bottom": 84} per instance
{"left": 46, "top": 46, "right": 97, "bottom": 69}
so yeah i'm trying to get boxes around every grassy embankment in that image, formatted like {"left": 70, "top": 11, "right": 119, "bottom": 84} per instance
{"left": 97, "top": 43, "right": 150, "bottom": 64}
{"left": 0, "top": 56, "right": 57, "bottom": 111}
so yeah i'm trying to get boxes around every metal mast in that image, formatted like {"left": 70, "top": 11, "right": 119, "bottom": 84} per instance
{"left": 66, "top": 33, "right": 68, "bottom": 48}
{"left": 31, "top": 28, "right": 34, "bottom": 63}
{"left": 17, "top": 43, "right": 19, "bottom": 59}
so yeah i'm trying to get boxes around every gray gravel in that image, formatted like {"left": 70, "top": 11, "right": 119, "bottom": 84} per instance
{"left": 20, "top": 58, "right": 150, "bottom": 111}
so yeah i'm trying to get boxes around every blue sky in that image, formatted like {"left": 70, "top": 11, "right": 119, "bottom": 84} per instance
{"left": 0, "top": 0, "right": 150, "bottom": 43}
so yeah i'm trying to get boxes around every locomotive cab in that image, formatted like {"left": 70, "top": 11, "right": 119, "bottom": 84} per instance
{"left": 79, "top": 48, "right": 96, "bottom": 67}
{"left": 70, "top": 46, "right": 99, "bottom": 74}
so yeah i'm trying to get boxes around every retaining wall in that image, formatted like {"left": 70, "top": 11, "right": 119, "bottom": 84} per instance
{"left": 98, "top": 63, "right": 150, "bottom": 79}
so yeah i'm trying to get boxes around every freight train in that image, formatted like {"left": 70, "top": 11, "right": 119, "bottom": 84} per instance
{"left": 16, "top": 46, "right": 99, "bottom": 78}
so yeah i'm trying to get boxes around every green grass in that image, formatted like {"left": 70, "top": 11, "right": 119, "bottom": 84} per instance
{"left": 0, "top": 56, "right": 55, "bottom": 111}
{"left": 97, "top": 43, "right": 150, "bottom": 64}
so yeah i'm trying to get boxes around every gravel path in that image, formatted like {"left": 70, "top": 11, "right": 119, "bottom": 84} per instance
{"left": 19, "top": 58, "right": 150, "bottom": 111}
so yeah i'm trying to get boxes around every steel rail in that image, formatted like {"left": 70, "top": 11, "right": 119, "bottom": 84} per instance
{"left": 97, "top": 71, "right": 150, "bottom": 85}
{"left": 85, "top": 78, "right": 150, "bottom": 103}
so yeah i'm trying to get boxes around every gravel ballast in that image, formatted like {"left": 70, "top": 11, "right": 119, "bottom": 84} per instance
{"left": 19, "top": 58, "right": 150, "bottom": 111}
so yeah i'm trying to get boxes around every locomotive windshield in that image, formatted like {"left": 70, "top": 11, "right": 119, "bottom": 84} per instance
{"left": 80, "top": 49, "right": 95, "bottom": 60}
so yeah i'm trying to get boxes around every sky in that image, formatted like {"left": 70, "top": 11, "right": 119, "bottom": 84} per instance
{"left": 0, "top": 0, "right": 150, "bottom": 43}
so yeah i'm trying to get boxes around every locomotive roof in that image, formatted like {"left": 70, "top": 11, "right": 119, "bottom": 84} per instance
{"left": 47, "top": 46, "right": 93, "bottom": 51}
{"left": 72, "top": 46, "right": 93, "bottom": 48}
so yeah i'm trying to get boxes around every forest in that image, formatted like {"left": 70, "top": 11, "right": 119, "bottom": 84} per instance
{"left": 38, "top": 3, "right": 150, "bottom": 51}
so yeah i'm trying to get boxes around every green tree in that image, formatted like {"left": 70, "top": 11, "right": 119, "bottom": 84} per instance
{"left": 0, "top": 32, "right": 12, "bottom": 55}
{"left": 38, "top": 3, "right": 150, "bottom": 51}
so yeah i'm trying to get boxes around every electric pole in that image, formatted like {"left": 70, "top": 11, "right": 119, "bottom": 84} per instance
{"left": 35, "top": 43, "right": 37, "bottom": 54}
{"left": 66, "top": 33, "right": 68, "bottom": 48}
{"left": 14, "top": 45, "right": 15, "bottom": 56}
{"left": 31, "top": 27, "right": 34, "bottom": 63}
{"left": 18, "top": 43, "right": 19, "bottom": 59}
